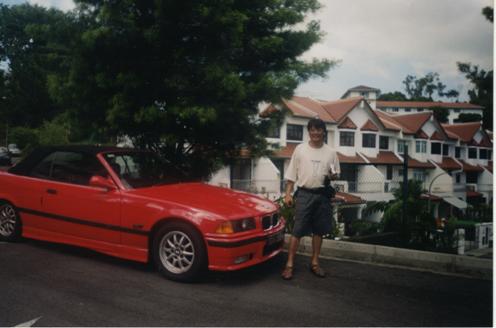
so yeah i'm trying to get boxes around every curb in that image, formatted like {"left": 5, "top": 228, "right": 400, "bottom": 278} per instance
{"left": 284, "top": 234, "right": 493, "bottom": 280}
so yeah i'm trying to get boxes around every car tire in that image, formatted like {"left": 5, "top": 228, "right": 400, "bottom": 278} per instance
{"left": 152, "top": 222, "right": 207, "bottom": 282}
{"left": 0, "top": 202, "right": 22, "bottom": 242}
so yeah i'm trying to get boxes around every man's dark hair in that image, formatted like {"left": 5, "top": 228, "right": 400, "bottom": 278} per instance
{"left": 307, "top": 117, "right": 326, "bottom": 131}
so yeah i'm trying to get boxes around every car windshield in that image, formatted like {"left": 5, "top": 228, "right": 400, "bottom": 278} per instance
{"left": 102, "top": 151, "right": 186, "bottom": 189}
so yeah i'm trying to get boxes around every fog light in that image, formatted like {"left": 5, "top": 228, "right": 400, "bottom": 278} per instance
{"left": 234, "top": 254, "right": 252, "bottom": 264}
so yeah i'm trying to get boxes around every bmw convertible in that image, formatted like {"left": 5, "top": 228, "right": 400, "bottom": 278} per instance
{"left": 0, "top": 146, "right": 285, "bottom": 281}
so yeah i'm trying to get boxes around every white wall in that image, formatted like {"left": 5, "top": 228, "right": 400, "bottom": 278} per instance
{"left": 208, "top": 166, "right": 231, "bottom": 188}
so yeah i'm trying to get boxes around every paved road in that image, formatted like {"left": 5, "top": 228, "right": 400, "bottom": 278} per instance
{"left": 0, "top": 239, "right": 492, "bottom": 327}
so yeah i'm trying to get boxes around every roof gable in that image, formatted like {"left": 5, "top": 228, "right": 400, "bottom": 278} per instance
{"left": 338, "top": 117, "right": 357, "bottom": 129}
{"left": 320, "top": 97, "right": 363, "bottom": 122}
{"left": 415, "top": 130, "right": 429, "bottom": 139}
{"left": 430, "top": 131, "right": 445, "bottom": 141}
{"left": 388, "top": 112, "right": 432, "bottom": 134}
{"left": 360, "top": 119, "right": 379, "bottom": 132}
{"left": 442, "top": 122, "right": 482, "bottom": 143}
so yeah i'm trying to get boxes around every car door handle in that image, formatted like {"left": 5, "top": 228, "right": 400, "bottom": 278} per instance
{"left": 46, "top": 189, "right": 57, "bottom": 195}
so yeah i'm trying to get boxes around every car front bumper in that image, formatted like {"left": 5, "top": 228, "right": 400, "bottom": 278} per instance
{"left": 205, "top": 222, "right": 285, "bottom": 271}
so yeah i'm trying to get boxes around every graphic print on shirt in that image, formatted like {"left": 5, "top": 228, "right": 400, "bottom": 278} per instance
{"left": 311, "top": 160, "right": 321, "bottom": 177}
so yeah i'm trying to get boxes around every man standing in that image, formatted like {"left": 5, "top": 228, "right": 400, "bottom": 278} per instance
{"left": 281, "top": 118, "right": 340, "bottom": 280}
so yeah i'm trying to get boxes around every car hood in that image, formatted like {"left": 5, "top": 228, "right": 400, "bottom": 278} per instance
{"left": 128, "top": 182, "right": 278, "bottom": 218}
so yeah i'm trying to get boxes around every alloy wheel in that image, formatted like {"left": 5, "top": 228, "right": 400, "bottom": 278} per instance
{"left": 159, "top": 231, "right": 195, "bottom": 274}
{"left": 0, "top": 204, "right": 16, "bottom": 237}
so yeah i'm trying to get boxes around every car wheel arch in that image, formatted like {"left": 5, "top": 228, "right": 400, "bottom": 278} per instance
{"left": 148, "top": 217, "right": 207, "bottom": 261}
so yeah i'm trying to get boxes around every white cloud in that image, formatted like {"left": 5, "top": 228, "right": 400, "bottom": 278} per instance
{"left": 28, "top": 0, "right": 74, "bottom": 11}
{"left": 297, "top": 0, "right": 493, "bottom": 101}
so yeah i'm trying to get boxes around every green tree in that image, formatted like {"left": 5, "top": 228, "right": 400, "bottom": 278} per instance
{"left": 377, "top": 91, "right": 407, "bottom": 101}
{"left": 0, "top": 4, "right": 80, "bottom": 128}
{"left": 402, "top": 72, "right": 459, "bottom": 101}
{"left": 59, "top": 0, "right": 334, "bottom": 178}
{"left": 482, "top": 6, "right": 493, "bottom": 22}
{"left": 454, "top": 113, "right": 482, "bottom": 123}
{"left": 457, "top": 63, "right": 493, "bottom": 130}
{"left": 430, "top": 106, "right": 449, "bottom": 123}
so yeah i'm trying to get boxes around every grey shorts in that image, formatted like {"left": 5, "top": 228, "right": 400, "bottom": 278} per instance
{"left": 292, "top": 189, "right": 333, "bottom": 238}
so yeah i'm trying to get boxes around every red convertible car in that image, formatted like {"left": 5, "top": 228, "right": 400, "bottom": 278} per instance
{"left": 0, "top": 146, "right": 285, "bottom": 281}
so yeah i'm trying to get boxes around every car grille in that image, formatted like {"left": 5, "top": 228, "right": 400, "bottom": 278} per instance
{"left": 262, "top": 213, "right": 280, "bottom": 230}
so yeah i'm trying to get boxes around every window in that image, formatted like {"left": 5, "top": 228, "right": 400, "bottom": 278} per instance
{"left": 379, "top": 136, "right": 389, "bottom": 150}
{"left": 479, "top": 148, "right": 488, "bottom": 159}
{"left": 362, "top": 133, "right": 376, "bottom": 148}
{"left": 392, "top": 108, "right": 399, "bottom": 112}
{"left": 456, "top": 173, "right": 461, "bottom": 184}
{"left": 360, "top": 91, "right": 368, "bottom": 97}
{"left": 340, "top": 131, "right": 355, "bottom": 147}
{"left": 397, "top": 140, "right": 407, "bottom": 154}
{"left": 466, "top": 172, "right": 478, "bottom": 184}
{"left": 489, "top": 150, "right": 493, "bottom": 160}
{"left": 286, "top": 124, "right": 303, "bottom": 141}
{"left": 413, "top": 170, "right": 426, "bottom": 183}
{"left": 431, "top": 142, "right": 441, "bottom": 155}
{"left": 417, "top": 108, "right": 424, "bottom": 112}
{"left": 386, "top": 165, "right": 393, "bottom": 180}
{"left": 31, "top": 151, "right": 105, "bottom": 185}
{"left": 468, "top": 147, "right": 477, "bottom": 159}
{"left": 416, "top": 140, "right": 427, "bottom": 153}
{"left": 455, "top": 147, "right": 461, "bottom": 158}
{"left": 442, "top": 144, "right": 449, "bottom": 156}
{"left": 454, "top": 109, "right": 460, "bottom": 113}
{"left": 405, "top": 108, "right": 411, "bottom": 112}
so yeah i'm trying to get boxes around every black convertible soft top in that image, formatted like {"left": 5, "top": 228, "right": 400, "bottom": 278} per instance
{"left": 8, "top": 145, "right": 138, "bottom": 176}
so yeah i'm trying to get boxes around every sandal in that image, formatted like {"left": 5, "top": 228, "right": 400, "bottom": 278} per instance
{"left": 281, "top": 266, "right": 294, "bottom": 280}
{"left": 309, "top": 264, "right": 326, "bottom": 278}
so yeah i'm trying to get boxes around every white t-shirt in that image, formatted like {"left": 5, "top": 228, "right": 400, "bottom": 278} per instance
{"left": 284, "top": 142, "right": 341, "bottom": 189}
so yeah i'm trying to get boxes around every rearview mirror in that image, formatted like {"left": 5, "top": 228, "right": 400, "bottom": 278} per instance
{"left": 89, "top": 175, "right": 117, "bottom": 191}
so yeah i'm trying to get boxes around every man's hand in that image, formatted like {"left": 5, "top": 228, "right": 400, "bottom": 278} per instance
{"left": 284, "top": 180, "right": 295, "bottom": 206}
{"left": 284, "top": 193, "right": 294, "bottom": 207}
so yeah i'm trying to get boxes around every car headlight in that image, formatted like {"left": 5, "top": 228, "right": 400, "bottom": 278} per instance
{"left": 215, "top": 217, "right": 256, "bottom": 234}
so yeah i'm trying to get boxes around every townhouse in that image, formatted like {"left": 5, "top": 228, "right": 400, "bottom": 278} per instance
{"left": 209, "top": 86, "right": 493, "bottom": 223}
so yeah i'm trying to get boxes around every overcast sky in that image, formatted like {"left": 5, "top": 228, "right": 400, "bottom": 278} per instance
{"left": 1, "top": 0, "right": 493, "bottom": 101}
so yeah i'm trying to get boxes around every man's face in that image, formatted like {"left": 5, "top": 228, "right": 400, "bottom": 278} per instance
{"left": 308, "top": 126, "right": 325, "bottom": 143}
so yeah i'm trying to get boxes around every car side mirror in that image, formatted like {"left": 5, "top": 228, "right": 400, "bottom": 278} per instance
{"left": 89, "top": 175, "right": 117, "bottom": 191}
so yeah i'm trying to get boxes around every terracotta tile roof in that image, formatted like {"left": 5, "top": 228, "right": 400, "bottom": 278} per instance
{"left": 442, "top": 122, "right": 481, "bottom": 143}
{"left": 430, "top": 131, "right": 445, "bottom": 141}
{"left": 362, "top": 151, "right": 403, "bottom": 165}
{"left": 282, "top": 97, "right": 336, "bottom": 122}
{"left": 388, "top": 112, "right": 433, "bottom": 135}
{"left": 337, "top": 152, "right": 366, "bottom": 164}
{"left": 415, "top": 130, "right": 429, "bottom": 139}
{"left": 466, "top": 190, "right": 483, "bottom": 198}
{"left": 376, "top": 101, "right": 484, "bottom": 110}
{"left": 459, "top": 160, "right": 484, "bottom": 172}
{"left": 320, "top": 97, "right": 363, "bottom": 122}
{"left": 338, "top": 117, "right": 357, "bottom": 129}
{"left": 333, "top": 192, "right": 366, "bottom": 204}
{"left": 259, "top": 104, "right": 278, "bottom": 117}
{"left": 373, "top": 110, "right": 402, "bottom": 131}
{"left": 420, "top": 193, "right": 443, "bottom": 201}
{"left": 272, "top": 143, "right": 299, "bottom": 158}
{"left": 360, "top": 119, "right": 379, "bottom": 131}
{"left": 406, "top": 156, "right": 435, "bottom": 169}
{"left": 478, "top": 135, "right": 492, "bottom": 147}
{"left": 435, "top": 157, "right": 462, "bottom": 171}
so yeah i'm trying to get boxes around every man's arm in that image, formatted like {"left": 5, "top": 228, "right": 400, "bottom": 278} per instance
{"left": 284, "top": 180, "right": 295, "bottom": 206}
